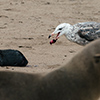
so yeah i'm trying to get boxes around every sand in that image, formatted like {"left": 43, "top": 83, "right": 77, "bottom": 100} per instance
{"left": 0, "top": 0, "right": 100, "bottom": 74}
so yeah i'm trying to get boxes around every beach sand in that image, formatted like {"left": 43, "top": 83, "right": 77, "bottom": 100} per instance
{"left": 0, "top": 0, "right": 100, "bottom": 74}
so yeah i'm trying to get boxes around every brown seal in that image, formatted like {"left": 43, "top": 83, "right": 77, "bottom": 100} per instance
{"left": 0, "top": 39, "right": 100, "bottom": 100}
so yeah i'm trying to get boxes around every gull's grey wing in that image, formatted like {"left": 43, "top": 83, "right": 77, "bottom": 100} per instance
{"left": 75, "top": 22, "right": 100, "bottom": 41}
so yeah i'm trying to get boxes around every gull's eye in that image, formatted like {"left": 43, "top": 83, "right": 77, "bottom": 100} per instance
{"left": 58, "top": 28, "right": 63, "bottom": 30}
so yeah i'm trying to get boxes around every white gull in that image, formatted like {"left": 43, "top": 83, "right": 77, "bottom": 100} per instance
{"left": 48, "top": 22, "right": 100, "bottom": 45}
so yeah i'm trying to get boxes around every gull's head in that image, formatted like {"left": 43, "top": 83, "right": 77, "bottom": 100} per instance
{"left": 48, "top": 23, "right": 71, "bottom": 44}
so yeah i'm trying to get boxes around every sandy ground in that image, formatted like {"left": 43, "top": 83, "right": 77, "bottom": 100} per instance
{"left": 0, "top": 0, "right": 100, "bottom": 74}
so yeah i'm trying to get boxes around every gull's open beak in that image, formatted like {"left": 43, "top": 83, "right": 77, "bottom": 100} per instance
{"left": 48, "top": 32, "right": 60, "bottom": 39}
{"left": 48, "top": 34, "right": 51, "bottom": 39}
{"left": 48, "top": 33, "right": 54, "bottom": 39}
{"left": 48, "top": 33, "right": 60, "bottom": 45}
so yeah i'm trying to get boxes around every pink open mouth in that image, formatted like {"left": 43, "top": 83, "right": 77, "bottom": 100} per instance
{"left": 56, "top": 32, "right": 60, "bottom": 39}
